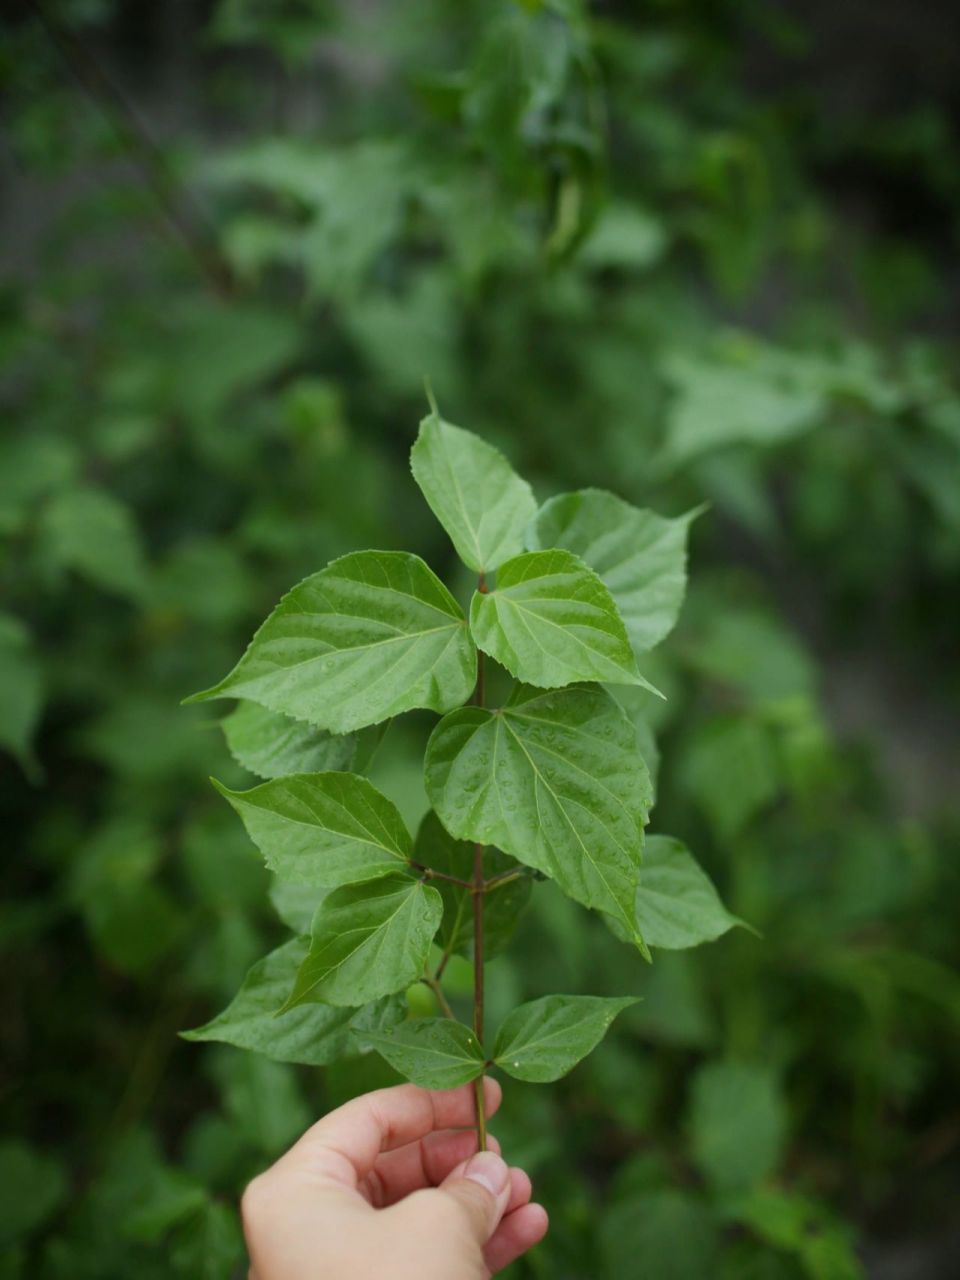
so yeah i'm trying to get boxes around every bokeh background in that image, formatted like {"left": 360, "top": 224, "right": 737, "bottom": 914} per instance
{"left": 2, "top": 1, "right": 959, "bottom": 1276}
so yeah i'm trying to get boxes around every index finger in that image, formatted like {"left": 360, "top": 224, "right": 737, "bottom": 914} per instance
{"left": 281, "top": 1078, "right": 503, "bottom": 1187}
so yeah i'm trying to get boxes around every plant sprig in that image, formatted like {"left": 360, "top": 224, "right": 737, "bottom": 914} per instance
{"left": 183, "top": 403, "right": 745, "bottom": 1145}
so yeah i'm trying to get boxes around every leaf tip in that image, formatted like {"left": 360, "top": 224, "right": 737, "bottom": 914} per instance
{"left": 737, "top": 916, "right": 763, "bottom": 940}
{"left": 208, "top": 775, "right": 235, "bottom": 801}
{"left": 423, "top": 375, "right": 440, "bottom": 420}
{"left": 182, "top": 674, "right": 233, "bottom": 706}
{"left": 683, "top": 501, "right": 711, "bottom": 526}
{"left": 624, "top": 670, "right": 667, "bottom": 701}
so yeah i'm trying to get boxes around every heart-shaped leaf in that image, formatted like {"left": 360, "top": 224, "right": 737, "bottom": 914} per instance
{"left": 185, "top": 550, "right": 476, "bottom": 732}
{"left": 222, "top": 702, "right": 356, "bottom": 779}
{"left": 212, "top": 772, "right": 412, "bottom": 887}
{"left": 425, "top": 685, "right": 651, "bottom": 949}
{"left": 362, "top": 1017, "right": 485, "bottom": 1088}
{"left": 635, "top": 836, "right": 746, "bottom": 950}
{"left": 470, "top": 549, "right": 657, "bottom": 692}
{"left": 410, "top": 414, "right": 536, "bottom": 573}
{"left": 608, "top": 685, "right": 661, "bottom": 797}
{"left": 600, "top": 1191, "right": 720, "bottom": 1280}
{"left": 528, "top": 490, "right": 699, "bottom": 655}
{"left": 493, "top": 994, "right": 638, "bottom": 1082}
{"left": 283, "top": 876, "right": 443, "bottom": 1009}
{"left": 268, "top": 879, "right": 328, "bottom": 933}
{"left": 688, "top": 1062, "right": 787, "bottom": 1193}
{"left": 181, "top": 939, "right": 404, "bottom": 1066}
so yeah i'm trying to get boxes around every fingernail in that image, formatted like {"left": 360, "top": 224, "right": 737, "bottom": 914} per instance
{"left": 463, "top": 1151, "right": 509, "bottom": 1196}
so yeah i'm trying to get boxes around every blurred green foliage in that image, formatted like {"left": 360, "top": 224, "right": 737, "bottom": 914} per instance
{"left": 2, "top": 0, "right": 959, "bottom": 1276}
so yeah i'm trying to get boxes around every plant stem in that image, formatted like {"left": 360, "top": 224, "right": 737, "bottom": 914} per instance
{"left": 472, "top": 1074, "right": 487, "bottom": 1152}
{"left": 472, "top": 838, "right": 487, "bottom": 1150}
{"left": 421, "top": 974, "right": 455, "bottom": 1020}
{"left": 471, "top": 612, "right": 487, "bottom": 1149}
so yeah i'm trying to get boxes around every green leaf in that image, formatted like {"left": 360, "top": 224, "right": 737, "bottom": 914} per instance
{"left": 0, "top": 614, "right": 43, "bottom": 781}
{"left": 222, "top": 702, "right": 357, "bottom": 779}
{"left": 165, "top": 300, "right": 302, "bottom": 424}
{"left": 346, "top": 271, "right": 459, "bottom": 400}
{"left": 730, "top": 1189, "right": 864, "bottom": 1280}
{"left": 0, "top": 1141, "right": 66, "bottom": 1244}
{"left": 83, "top": 882, "right": 182, "bottom": 978}
{"left": 212, "top": 772, "right": 411, "bottom": 888}
{"left": 121, "top": 1169, "right": 207, "bottom": 1243}
{"left": 170, "top": 1200, "right": 244, "bottom": 1280}
{"left": 178, "top": 810, "right": 269, "bottom": 915}
{"left": 600, "top": 1190, "right": 719, "bottom": 1280}
{"left": 69, "top": 819, "right": 182, "bottom": 977}
{"left": 151, "top": 537, "right": 254, "bottom": 627}
{"left": 181, "top": 938, "right": 404, "bottom": 1066}
{"left": 79, "top": 697, "right": 214, "bottom": 781}
{"left": 682, "top": 716, "right": 780, "bottom": 840}
{"left": 362, "top": 1017, "right": 485, "bottom": 1088}
{"left": 186, "top": 550, "right": 476, "bottom": 733}
{"left": 608, "top": 684, "right": 661, "bottom": 796}
{"left": 425, "top": 685, "right": 651, "bottom": 948}
{"left": 528, "top": 490, "right": 698, "bottom": 654}
{"left": 580, "top": 203, "right": 668, "bottom": 271}
{"left": 413, "top": 810, "right": 532, "bottom": 961}
{"left": 470, "top": 549, "right": 654, "bottom": 691}
{"left": 209, "top": 1051, "right": 309, "bottom": 1157}
{"left": 688, "top": 1062, "right": 787, "bottom": 1193}
{"left": 632, "top": 952, "right": 715, "bottom": 1049}
{"left": 352, "top": 720, "right": 393, "bottom": 773}
{"left": 410, "top": 413, "right": 536, "bottom": 573}
{"left": 493, "top": 994, "right": 637, "bottom": 1082}
{"left": 635, "top": 836, "right": 744, "bottom": 950}
{"left": 209, "top": 140, "right": 408, "bottom": 299}
{"left": 662, "top": 355, "right": 823, "bottom": 468}
{"left": 0, "top": 432, "right": 77, "bottom": 533}
{"left": 283, "top": 876, "right": 443, "bottom": 1008}
{"left": 41, "top": 488, "right": 147, "bottom": 598}
{"left": 268, "top": 879, "right": 328, "bottom": 933}
{"left": 686, "top": 608, "right": 815, "bottom": 705}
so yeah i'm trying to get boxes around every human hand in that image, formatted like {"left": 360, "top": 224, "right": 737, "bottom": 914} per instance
{"left": 241, "top": 1077, "right": 548, "bottom": 1279}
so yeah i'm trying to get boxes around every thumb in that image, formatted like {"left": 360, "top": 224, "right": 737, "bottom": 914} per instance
{"left": 438, "top": 1151, "right": 512, "bottom": 1246}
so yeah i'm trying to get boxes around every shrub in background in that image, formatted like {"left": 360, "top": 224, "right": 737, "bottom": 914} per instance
{"left": 2, "top": 1, "right": 958, "bottom": 1276}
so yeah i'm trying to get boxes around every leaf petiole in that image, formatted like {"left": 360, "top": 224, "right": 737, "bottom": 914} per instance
{"left": 409, "top": 861, "right": 474, "bottom": 890}
{"left": 420, "top": 973, "right": 455, "bottom": 1021}
{"left": 483, "top": 868, "right": 527, "bottom": 892}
